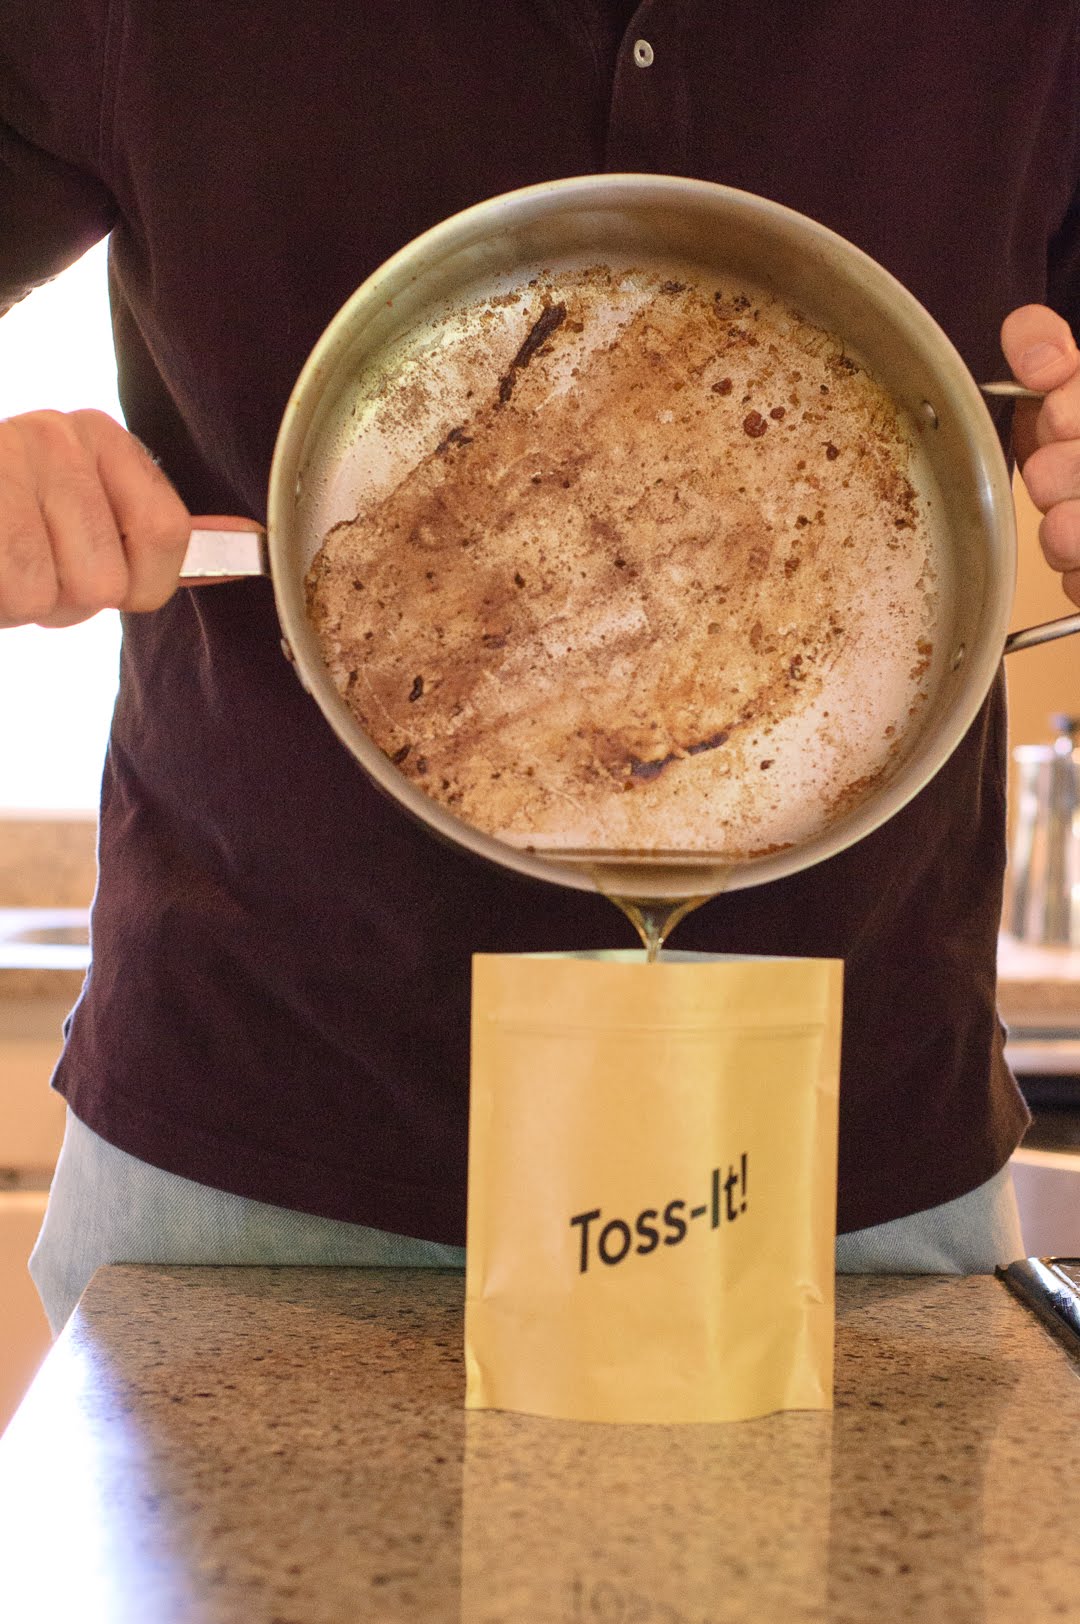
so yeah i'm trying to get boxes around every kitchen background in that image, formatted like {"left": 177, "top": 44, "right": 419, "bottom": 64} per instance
{"left": 1, "top": 251, "right": 1079, "bottom": 1431}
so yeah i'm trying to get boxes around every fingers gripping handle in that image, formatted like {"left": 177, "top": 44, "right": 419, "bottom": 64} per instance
{"left": 980, "top": 383, "right": 1080, "bottom": 653}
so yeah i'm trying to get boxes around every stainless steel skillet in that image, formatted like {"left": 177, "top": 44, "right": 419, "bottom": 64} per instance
{"left": 178, "top": 173, "right": 1080, "bottom": 898}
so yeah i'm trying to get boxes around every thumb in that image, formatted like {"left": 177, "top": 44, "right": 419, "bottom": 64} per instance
{"left": 1000, "top": 304, "right": 1080, "bottom": 466}
{"left": 1000, "top": 304, "right": 1079, "bottom": 392}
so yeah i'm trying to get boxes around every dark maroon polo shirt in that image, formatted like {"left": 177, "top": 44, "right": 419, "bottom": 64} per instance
{"left": 3, "top": 2, "right": 1076, "bottom": 1239}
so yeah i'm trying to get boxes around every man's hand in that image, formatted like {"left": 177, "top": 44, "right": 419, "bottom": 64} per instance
{"left": 0, "top": 409, "right": 191, "bottom": 627}
{"left": 1001, "top": 305, "right": 1080, "bottom": 607}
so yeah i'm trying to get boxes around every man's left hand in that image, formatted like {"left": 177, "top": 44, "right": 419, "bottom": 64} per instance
{"left": 1001, "top": 304, "right": 1080, "bottom": 607}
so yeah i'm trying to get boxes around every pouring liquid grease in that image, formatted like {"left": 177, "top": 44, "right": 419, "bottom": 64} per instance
{"left": 608, "top": 894, "right": 712, "bottom": 961}
{"left": 539, "top": 851, "right": 734, "bottom": 961}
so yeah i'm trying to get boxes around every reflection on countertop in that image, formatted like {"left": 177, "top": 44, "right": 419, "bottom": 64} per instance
{"left": 0, "top": 813, "right": 95, "bottom": 998}
{"left": 0, "top": 907, "right": 89, "bottom": 1001}
{"left": 998, "top": 932, "right": 1080, "bottom": 1026}
{"left": 0, "top": 1266, "right": 1077, "bottom": 1623}
{"left": 0, "top": 906, "right": 90, "bottom": 960}
{"left": 1023, "top": 1105, "right": 1080, "bottom": 1152}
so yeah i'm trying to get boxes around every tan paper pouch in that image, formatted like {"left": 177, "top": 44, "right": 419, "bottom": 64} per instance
{"left": 465, "top": 949, "right": 843, "bottom": 1424}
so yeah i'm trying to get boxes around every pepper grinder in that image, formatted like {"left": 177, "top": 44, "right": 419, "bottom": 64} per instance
{"left": 1008, "top": 714, "right": 1080, "bottom": 946}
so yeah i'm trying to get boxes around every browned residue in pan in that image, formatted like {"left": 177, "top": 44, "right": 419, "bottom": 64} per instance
{"left": 306, "top": 266, "right": 936, "bottom": 857}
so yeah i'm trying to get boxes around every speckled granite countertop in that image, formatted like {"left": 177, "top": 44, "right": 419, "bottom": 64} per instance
{"left": 0, "top": 1267, "right": 1076, "bottom": 1623}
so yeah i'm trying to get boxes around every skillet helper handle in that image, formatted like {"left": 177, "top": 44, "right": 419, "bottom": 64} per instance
{"left": 180, "top": 522, "right": 270, "bottom": 585}
{"left": 1005, "top": 614, "right": 1080, "bottom": 655}
{"left": 980, "top": 380, "right": 1044, "bottom": 402}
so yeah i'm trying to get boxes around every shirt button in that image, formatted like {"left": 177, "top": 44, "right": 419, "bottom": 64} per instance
{"left": 633, "top": 38, "right": 655, "bottom": 68}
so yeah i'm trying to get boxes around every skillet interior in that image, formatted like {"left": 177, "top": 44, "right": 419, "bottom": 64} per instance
{"left": 268, "top": 175, "right": 1014, "bottom": 897}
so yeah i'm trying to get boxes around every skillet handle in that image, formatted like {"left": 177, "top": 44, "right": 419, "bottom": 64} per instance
{"left": 179, "top": 500, "right": 1080, "bottom": 651}
{"left": 980, "top": 380, "right": 1044, "bottom": 402}
{"left": 1005, "top": 613, "right": 1080, "bottom": 655}
{"left": 180, "top": 522, "right": 270, "bottom": 585}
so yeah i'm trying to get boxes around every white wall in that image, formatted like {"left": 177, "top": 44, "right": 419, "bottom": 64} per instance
{"left": 0, "top": 241, "right": 123, "bottom": 812}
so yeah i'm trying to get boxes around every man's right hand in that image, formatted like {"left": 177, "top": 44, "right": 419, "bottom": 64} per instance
{"left": 0, "top": 408, "right": 191, "bottom": 627}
